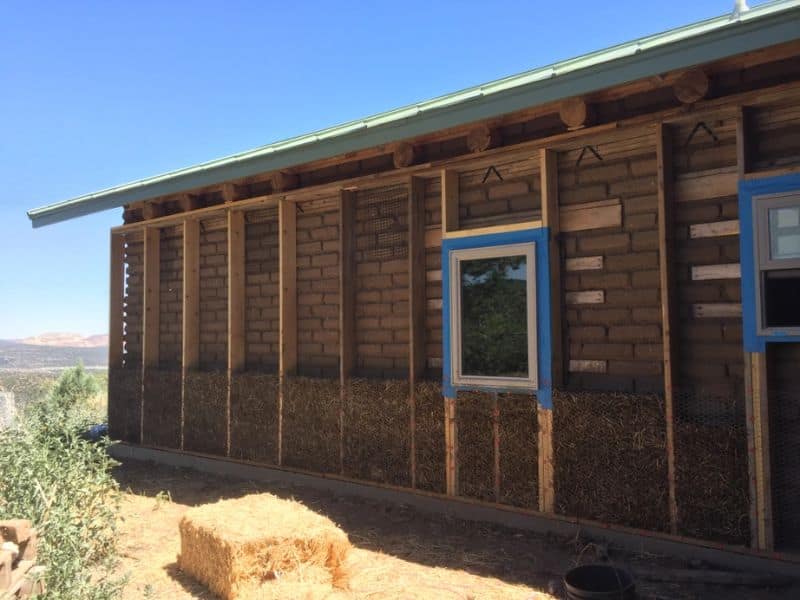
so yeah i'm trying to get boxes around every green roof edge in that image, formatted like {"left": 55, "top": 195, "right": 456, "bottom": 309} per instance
{"left": 28, "top": 0, "right": 800, "bottom": 227}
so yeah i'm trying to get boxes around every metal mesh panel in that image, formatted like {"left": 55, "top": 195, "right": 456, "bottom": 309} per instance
{"left": 356, "top": 185, "right": 408, "bottom": 261}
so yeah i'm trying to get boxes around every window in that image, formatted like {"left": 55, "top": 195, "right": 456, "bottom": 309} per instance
{"left": 449, "top": 242, "right": 538, "bottom": 389}
{"left": 755, "top": 192, "right": 800, "bottom": 332}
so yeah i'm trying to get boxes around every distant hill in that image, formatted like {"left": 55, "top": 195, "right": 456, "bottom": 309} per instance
{"left": 0, "top": 336, "right": 108, "bottom": 370}
{"left": 17, "top": 332, "right": 109, "bottom": 348}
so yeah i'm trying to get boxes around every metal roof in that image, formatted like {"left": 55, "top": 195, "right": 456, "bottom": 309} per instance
{"left": 28, "top": 0, "right": 800, "bottom": 227}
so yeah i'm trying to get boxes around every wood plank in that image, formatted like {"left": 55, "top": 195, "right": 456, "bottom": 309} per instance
{"left": 409, "top": 177, "right": 426, "bottom": 489}
{"left": 427, "top": 299, "right": 443, "bottom": 310}
{"left": 425, "top": 227, "right": 442, "bottom": 248}
{"left": 339, "top": 190, "right": 356, "bottom": 476}
{"left": 109, "top": 233, "right": 124, "bottom": 369}
{"left": 143, "top": 228, "right": 161, "bottom": 370}
{"left": 444, "top": 396, "right": 458, "bottom": 496}
{"left": 537, "top": 406, "right": 554, "bottom": 513}
{"left": 691, "top": 263, "right": 741, "bottom": 280}
{"left": 689, "top": 220, "right": 739, "bottom": 239}
{"left": 743, "top": 352, "right": 760, "bottom": 549}
{"left": 657, "top": 122, "right": 679, "bottom": 536}
{"left": 278, "top": 199, "right": 297, "bottom": 467}
{"left": 675, "top": 168, "right": 738, "bottom": 202}
{"left": 751, "top": 352, "right": 774, "bottom": 551}
{"left": 425, "top": 269, "right": 442, "bottom": 282}
{"left": 181, "top": 219, "right": 200, "bottom": 452}
{"left": 692, "top": 303, "right": 742, "bottom": 318}
{"left": 442, "top": 220, "right": 543, "bottom": 239}
{"left": 568, "top": 359, "right": 607, "bottom": 373}
{"left": 227, "top": 211, "right": 245, "bottom": 458}
{"left": 442, "top": 169, "right": 459, "bottom": 235}
{"left": 560, "top": 200, "right": 622, "bottom": 232}
{"left": 565, "top": 290, "right": 604, "bottom": 305}
{"left": 565, "top": 256, "right": 603, "bottom": 271}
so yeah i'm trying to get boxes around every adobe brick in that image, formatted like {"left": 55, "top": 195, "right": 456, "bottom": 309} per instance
{"left": 468, "top": 199, "right": 509, "bottom": 218}
{"left": 608, "top": 360, "right": 662, "bottom": 376}
{"left": 625, "top": 212, "right": 657, "bottom": 231}
{"left": 356, "top": 303, "right": 391, "bottom": 317}
{"left": 312, "top": 304, "right": 338, "bottom": 318}
{"left": 632, "top": 230, "right": 659, "bottom": 251}
{"left": 606, "top": 288, "right": 660, "bottom": 307}
{"left": 609, "top": 176, "right": 657, "bottom": 197}
{"left": 675, "top": 203, "right": 720, "bottom": 225}
{"left": 676, "top": 243, "right": 720, "bottom": 264}
{"left": 569, "top": 326, "right": 607, "bottom": 342}
{"left": 487, "top": 181, "right": 529, "bottom": 201}
{"left": 632, "top": 307, "right": 662, "bottom": 323}
{"left": 558, "top": 183, "right": 608, "bottom": 206}
{"left": 580, "top": 272, "right": 629, "bottom": 289}
{"left": 629, "top": 157, "right": 656, "bottom": 177}
{"left": 578, "top": 308, "right": 631, "bottom": 325}
{"left": 321, "top": 266, "right": 338, "bottom": 279}
{"left": 578, "top": 233, "right": 630, "bottom": 254}
{"left": 312, "top": 253, "right": 338, "bottom": 267}
{"left": 609, "top": 325, "right": 661, "bottom": 342}
{"left": 580, "top": 343, "right": 633, "bottom": 359}
{"left": 631, "top": 270, "right": 660, "bottom": 288}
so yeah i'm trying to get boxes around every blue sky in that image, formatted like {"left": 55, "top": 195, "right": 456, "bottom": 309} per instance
{"left": 0, "top": 0, "right": 765, "bottom": 339}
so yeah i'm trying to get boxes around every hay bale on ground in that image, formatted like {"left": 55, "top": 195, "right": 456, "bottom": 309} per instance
{"left": 499, "top": 393, "right": 538, "bottom": 508}
{"left": 283, "top": 377, "right": 340, "bottom": 474}
{"left": 414, "top": 381, "right": 445, "bottom": 493}
{"left": 108, "top": 366, "right": 142, "bottom": 443}
{"left": 457, "top": 391, "right": 495, "bottom": 502}
{"left": 142, "top": 368, "right": 182, "bottom": 449}
{"left": 184, "top": 371, "right": 228, "bottom": 456}
{"left": 343, "top": 378, "right": 410, "bottom": 486}
{"left": 230, "top": 373, "right": 279, "bottom": 464}
{"left": 178, "top": 493, "right": 351, "bottom": 600}
{"left": 553, "top": 391, "right": 670, "bottom": 532}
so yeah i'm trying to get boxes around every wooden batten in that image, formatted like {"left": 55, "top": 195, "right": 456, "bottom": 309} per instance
{"left": 673, "top": 68, "right": 710, "bottom": 104}
{"left": 560, "top": 199, "right": 622, "bottom": 232}
{"left": 565, "top": 290, "right": 604, "bottom": 305}
{"left": 568, "top": 359, "right": 607, "bottom": 374}
{"left": 408, "top": 176, "right": 427, "bottom": 488}
{"left": 537, "top": 406, "right": 554, "bottom": 514}
{"left": 565, "top": 256, "right": 603, "bottom": 271}
{"left": 143, "top": 228, "right": 161, "bottom": 370}
{"left": 226, "top": 211, "right": 246, "bottom": 457}
{"left": 689, "top": 220, "right": 739, "bottom": 239}
{"left": 182, "top": 219, "right": 200, "bottom": 451}
{"left": 109, "top": 233, "right": 124, "bottom": 369}
{"left": 278, "top": 199, "right": 297, "bottom": 466}
{"left": 691, "top": 263, "right": 741, "bottom": 280}
{"left": 692, "top": 303, "right": 742, "bottom": 318}
{"left": 656, "top": 123, "right": 679, "bottom": 536}
{"left": 444, "top": 397, "right": 458, "bottom": 496}
{"left": 750, "top": 352, "right": 774, "bottom": 551}
{"left": 339, "top": 190, "right": 356, "bottom": 476}
{"left": 441, "top": 169, "right": 459, "bottom": 234}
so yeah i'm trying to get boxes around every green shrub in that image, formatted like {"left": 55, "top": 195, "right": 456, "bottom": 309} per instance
{"left": 0, "top": 365, "right": 123, "bottom": 599}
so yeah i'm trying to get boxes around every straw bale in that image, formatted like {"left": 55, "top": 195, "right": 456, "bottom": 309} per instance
{"left": 283, "top": 377, "right": 340, "bottom": 473}
{"left": 184, "top": 370, "right": 228, "bottom": 456}
{"left": 498, "top": 393, "right": 538, "bottom": 508}
{"left": 142, "top": 368, "right": 182, "bottom": 449}
{"left": 178, "top": 493, "right": 351, "bottom": 600}
{"left": 414, "top": 381, "right": 445, "bottom": 493}
{"left": 675, "top": 412, "right": 749, "bottom": 545}
{"left": 108, "top": 366, "right": 142, "bottom": 443}
{"left": 457, "top": 391, "right": 495, "bottom": 502}
{"left": 230, "top": 373, "right": 279, "bottom": 464}
{"left": 343, "top": 378, "right": 410, "bottom": 486}
{"left": 553, "top": 390, "right": 670, "bottom": 532}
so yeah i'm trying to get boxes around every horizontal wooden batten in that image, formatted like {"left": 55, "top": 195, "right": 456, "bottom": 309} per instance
{"left": 426, "top": 270, "right": 442, "bottom": 282}
{"left": 560, "top": 199, "right": 622, "bottom": 232}
{"left": 441, "top": 220, "right": 543, "bottom": 239}
{"left": 568, "top": 359, "right": 607, "bottom": 373}
{"left": 565, "top": 256, "right": 603, "bottom": 271}
{"left": 692, "top": 303, "right": 742, "bottom": 318}
{"left": 566, "top": 290, "right": 605, "bottom": 305}
{"left": 689, "top": 220, "right": 740, "bottom": 239}
{"left": 691, "top": 263, "right": 741, "bottom": 280}
{"left": 675, "top": 168, "right": 738, "bottom": 202}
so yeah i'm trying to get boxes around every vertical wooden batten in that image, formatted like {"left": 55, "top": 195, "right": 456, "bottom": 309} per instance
{"left": 227, "top": 210, "right": 246, "bottom": 456}
{"left": 278, "top": 199, "right": 298, "bottom": 466}
{"left": 538, "top": 148, "right": 558, "bottom": 514}
{"left": 339, "top": 190, "right": 356, "bottom": 476}
{"left": 656, "top": 123, "right": 680, "bottom": 535}
{"left": 408, "top": 176, "right": 427, "bottom": 488}
{"left": 444, "top": 396, "right": 458, "bottom": 496}
{"left": 441, "top": 169, "right": 459, "bottom": 235}
{"left": 182, "top": 219, "right": 200, "bottom": 451}
{"left": 109, "top": 233, "right": 124, "bottom": 370}
{"left": 142, "top": 227, "right": 161, "bottom": 441}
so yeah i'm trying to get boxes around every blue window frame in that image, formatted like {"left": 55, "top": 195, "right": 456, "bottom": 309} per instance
{"left": 441, "top": 227, "right": 553, "bottom": 408}
{"left": 739, "top": 173, "right": 800, "bottom": 352}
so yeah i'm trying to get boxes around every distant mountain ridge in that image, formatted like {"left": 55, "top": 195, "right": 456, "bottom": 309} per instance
{"left": 17, "top": 332, "right": 109, "bottom": 348}
{"left": 0, "top": 334, "right": 108, "bottom": 370}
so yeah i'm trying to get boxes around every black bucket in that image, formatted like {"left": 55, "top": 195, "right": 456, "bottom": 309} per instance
{"left": 563, "top": 564, "right": 636, "bottom": 599}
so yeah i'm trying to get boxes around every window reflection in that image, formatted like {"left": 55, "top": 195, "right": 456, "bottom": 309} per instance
{"left": 460, "top": 255, "right": 528, "bottom": 378}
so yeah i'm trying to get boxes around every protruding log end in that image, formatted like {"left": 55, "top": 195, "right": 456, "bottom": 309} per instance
{"left": 466, "top": 124, "right": 501, "bottom": 153}
{"left": 392, "top": 141, "right": 416, "bottom": 168}
{"left": 271, "top": 171, "right": 299, "bottom": 192}
{"left": 559, "top": 97, "right": 593, "bottom": 129}
{"left": 673, "top": 69, "right": 710, "bottom": 105}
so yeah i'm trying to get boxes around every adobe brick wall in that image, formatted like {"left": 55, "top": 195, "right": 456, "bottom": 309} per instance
{"left": 158, "top": 227, "right": 183, "bottom": 368}
{"left": 244, "top": 214, "right": 279, "bottom": 371}
{"left": 199, "top": 222, "right": 228, "bottom": 370}
{"left": 123, "top": 235, "right": 144, "bottom": 367}
{"left": 424, "top": 178, "right": 442, "bottom": 379}
{"left": 296, "top": 200, "right": 340, "bottom": 378}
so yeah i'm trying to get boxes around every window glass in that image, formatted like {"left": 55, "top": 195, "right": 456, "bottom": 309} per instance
{"left": 460, "top": 255, "right": 528, "bottom": 378}
{"left": 769, "top": 206, "right": 800, "bottom": 260}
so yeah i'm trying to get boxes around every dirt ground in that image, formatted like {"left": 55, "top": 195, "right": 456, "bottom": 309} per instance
{"left": 111, "top": 459, "right": 798, "bottom": 599}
